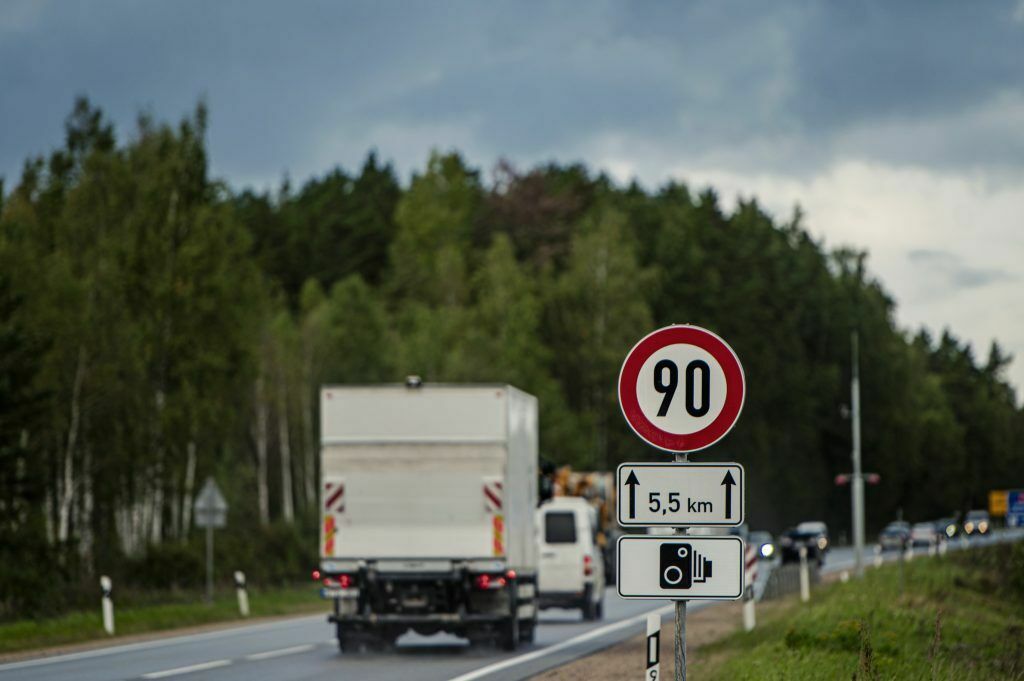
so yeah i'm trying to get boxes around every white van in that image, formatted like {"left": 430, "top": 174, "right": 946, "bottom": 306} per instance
{"left": 536, "top": 497, "right": 605, "bottom": 620}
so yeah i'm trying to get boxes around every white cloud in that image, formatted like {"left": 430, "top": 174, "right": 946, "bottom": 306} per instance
{"left": 667, "top": 160, "right": 1024, "bottom": 395}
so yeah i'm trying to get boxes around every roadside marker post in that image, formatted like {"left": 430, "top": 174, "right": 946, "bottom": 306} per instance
{"left": 234, "top": 571, "right": 250, "bottom": 617}
{"left": 798, "top": 547, "right": 810, "bottom": 603}
{"left": 646, "top": 613, "right": 660, "bottom": 680}
{"left": 617, "top": 325, "right": 747, "bottom": 681}
{"left": 743, "top": 545, "right": 757, "bottom": 631}
{"left": 100, "top": 575, "right": 114, "bottom": 635}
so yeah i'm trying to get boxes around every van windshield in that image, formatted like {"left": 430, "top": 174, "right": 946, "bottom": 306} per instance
{"left": 544, "top": 511, "right": 577, "bottom": 544}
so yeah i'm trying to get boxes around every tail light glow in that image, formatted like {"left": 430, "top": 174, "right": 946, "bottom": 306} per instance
{"left": 473, "top": 574, "right": 507, "bottom": 590}
{"left": 583, "top": 554, "right": 593, "bottom": 577}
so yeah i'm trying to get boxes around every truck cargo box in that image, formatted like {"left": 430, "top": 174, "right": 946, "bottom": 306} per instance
{"left": 319, "top": 384, "right": 539, "bottom": 571}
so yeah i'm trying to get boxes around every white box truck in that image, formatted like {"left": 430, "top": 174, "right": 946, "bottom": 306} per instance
{"left": 317, "top": 382, "right": 539, "bottom": 651}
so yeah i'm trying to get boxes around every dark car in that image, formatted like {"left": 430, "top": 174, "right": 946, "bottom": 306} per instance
{"left": 779, "top": 521, "right": 829, "bottom": 566}
{"left": 935, "top": 516, "right": 959, "bottom": 539}
{"left": 963, "top": 510, "right": 990, "bottom": 536}
{"left": 878, "top": 521, "right": 911, "bottom": 551}
{"left": 748, "top": 530, "right": 776, "bottom": 561}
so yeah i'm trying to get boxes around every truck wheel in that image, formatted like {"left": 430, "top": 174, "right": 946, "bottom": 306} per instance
{"left": 595, "top": 596, "right": 604, "bottom": 620}
{"left": 520, "top": 619, "right": 536, "bottom": 644}
{"left": 337, "top": 630, "right": 354, "bottom": 654}
{"left": 498, "top": 617, "right": 520, "bottom": 651}
{"left": 581, "top": 585, "right": 597, "bottom": 621}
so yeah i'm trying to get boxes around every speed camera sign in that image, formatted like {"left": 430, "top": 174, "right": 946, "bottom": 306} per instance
{"left": 618, "top": 325, "right": 745, "bottom": 452}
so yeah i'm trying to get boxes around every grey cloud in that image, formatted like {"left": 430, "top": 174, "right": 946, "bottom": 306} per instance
{"left": 907, "top": 249, "right": 1016, "bottom": 290}
{"left": 1, "top": 1, "right": 1024, "bottom": 190}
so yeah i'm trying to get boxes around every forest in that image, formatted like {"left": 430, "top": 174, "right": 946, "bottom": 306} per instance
{"left": 1, "top": 99, "right": 1021, "bottom": 618}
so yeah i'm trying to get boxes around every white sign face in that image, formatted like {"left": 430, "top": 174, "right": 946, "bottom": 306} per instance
{"left": 617, "top": 463, "right": 744, "bottom": 527}
{"left": 617, "top": 535, "right": 744, "bottom": 600}
{"left": 618, "top": 326, "right": 745, "bottom": 453}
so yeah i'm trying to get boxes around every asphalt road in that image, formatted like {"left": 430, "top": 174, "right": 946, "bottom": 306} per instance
{"left": 3, "top": 528, "right": 1021, "bottom": 681}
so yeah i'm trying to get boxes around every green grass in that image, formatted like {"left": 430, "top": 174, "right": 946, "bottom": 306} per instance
{"left": 0, "top": 585, "right": 327, "bottom": 655}
{"left": 694, "top": 546, "right": 1024, "bottom": 680}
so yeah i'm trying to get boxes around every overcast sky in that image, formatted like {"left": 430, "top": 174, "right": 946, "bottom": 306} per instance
{"left": 3, "top": 0, "right": 1023, "bottom": 393}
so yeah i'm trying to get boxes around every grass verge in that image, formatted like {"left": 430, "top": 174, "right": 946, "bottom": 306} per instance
{"left": 0, "top": 584, "right": 325, "bottom": 655}
{"left": 692, "top": 544, "right": 1024, "bottom": 680}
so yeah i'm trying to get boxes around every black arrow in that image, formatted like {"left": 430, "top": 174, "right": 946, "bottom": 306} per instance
{"left": 721, "top": 470, "right": 737, "bottom": 520}
{"left": 625, "top": 470, "right": 640, "bottom": 519}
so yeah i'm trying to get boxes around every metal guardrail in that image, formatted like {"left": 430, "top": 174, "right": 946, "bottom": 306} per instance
{"left": 759, "top": 562, "right": 820, "bottom": 601}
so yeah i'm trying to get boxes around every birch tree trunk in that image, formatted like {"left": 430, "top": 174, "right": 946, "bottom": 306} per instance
{"left": 252, "top": 373, "right": 270, "bottom": 525}
{"left": 58, "top": 345, "right": 87, "bottom": 544}
{"left": 181, "top": 439, "right": 197, "bottom": 539}
{"left": 277, "top": 380, "right": 294, "bottom": 523}
{"left": 300, "top": 382, "right": 316, "bottom": 511}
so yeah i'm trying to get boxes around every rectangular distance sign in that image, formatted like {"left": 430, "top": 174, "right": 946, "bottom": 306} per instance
{"left": 617, "top": 462, "right": 744, "bottom": 527}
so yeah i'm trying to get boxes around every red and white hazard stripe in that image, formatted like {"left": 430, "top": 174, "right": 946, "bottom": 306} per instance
{"left": 483, "top": 479, "right": 503, "bottom": 513}
{"left": 745, "top": 544, "right": 758, "bottom": 589}
{"left": 323, "top": 479, "right": 345, "bottom": 514}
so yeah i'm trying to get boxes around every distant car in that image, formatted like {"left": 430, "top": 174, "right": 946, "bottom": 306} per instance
{"left": 879, "top": 521, "right": 911, "bottom": 551}
{"left": 779, "top": 521, "right": 829, "bottom": 566}
{"left": 748, "top": 530, "right": 776, "bottom": 560}
{"left": 910, "top": 522, "right": 942, "bottom": 547}
{"left": 936, "top": 516, "right": 959, "bottom": 539}
{"left": 963, "top": 510, "right": 990, "bottom": 536}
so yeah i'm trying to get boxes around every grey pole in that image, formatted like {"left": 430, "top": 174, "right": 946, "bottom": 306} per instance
{"left": 206, "top": 524, "right": 214, "bottom": 603}
{"left": 851, "top": 331, "right": 865, "bottom": 577}
{"left": 674, "top": 452, "right": 688, "bottom": 681}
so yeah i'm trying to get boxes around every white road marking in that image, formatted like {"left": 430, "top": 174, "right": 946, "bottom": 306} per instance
{"left": 448, "top": 604, "right": 674, "bottom": 681}
{"left": 0, "top": 614, "right": 325, "bottom": 672}
{"left": 245, "top": 644, "right": 315, "bottom": 660}
{"left": 141, "top": 659, "right": 231, "bottom": 678}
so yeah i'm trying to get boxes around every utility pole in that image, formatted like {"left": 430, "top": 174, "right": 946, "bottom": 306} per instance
{"left": 851, "top": 331, "right": 865, "bottom": 577}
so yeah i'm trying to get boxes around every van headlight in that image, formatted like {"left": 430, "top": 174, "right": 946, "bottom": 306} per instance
{"left": 965, "top": 522, "right": 975, "bottom": 533}
{"left": 817, "top": 537, "right": 828, "bottom": 550}
{"left": 760, "top": 543, "right": 774, "bottom": 558}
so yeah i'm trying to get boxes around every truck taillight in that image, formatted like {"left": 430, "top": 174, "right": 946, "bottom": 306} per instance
{"left": 474, "top": 574, "right": 507, "bottom": 590}
{"left": 583, "top": 555, "right": 593, "bottom": 577}
{"left": 323, "top": 574, "right": 355, "bottom": 589}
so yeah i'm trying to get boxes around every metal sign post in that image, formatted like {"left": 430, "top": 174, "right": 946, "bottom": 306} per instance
{"left": 194, "top": 477, "right": 228, "bottom": 603}
{"left": 674, "top": 452, "right": 687, "bottom": 681}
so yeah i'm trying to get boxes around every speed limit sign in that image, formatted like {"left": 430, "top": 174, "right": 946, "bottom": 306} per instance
{"left": 618, "top": 325, "right": 745, "bottom": 453}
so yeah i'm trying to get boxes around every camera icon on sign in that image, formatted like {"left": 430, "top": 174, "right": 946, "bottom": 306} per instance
{"left": 659, "top": 543, "right": 712, "bottom": 589}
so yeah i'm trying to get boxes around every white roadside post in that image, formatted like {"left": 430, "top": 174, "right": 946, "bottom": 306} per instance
{"left": 928, "top": 537, "right": 937, "bottom": 557}
{"left": 99, "top": 575, "right": 114, "bottom": 635}
{"left": 873, "top": 544, "right": 883, "bottom": 568}
{"left": 234, "top": 571, "right": 250, "bottom": 617}
{"left": 617, "top": 325, "right": 747, "bottom": 681}
{"left": 798, "top": 546, "right": 810, "bottom": 603}
{"left": 646, "top": 613, "right": 661, "bottom": 681}
{"left": 743, "top": 545, "right": 757, "bottom": 632}
{"left": 939, "top": 538, "right": 948, "bottom": 556}
{"left": 193, "top": 478, "right": 228, "bottom": 604}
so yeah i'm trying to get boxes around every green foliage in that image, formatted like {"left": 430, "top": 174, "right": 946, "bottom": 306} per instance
{"left": 702, "top": 548, "right": 1024, "bottom": 680}
{"left": 1, "top": 96, "right": 1022, "bottom": 623}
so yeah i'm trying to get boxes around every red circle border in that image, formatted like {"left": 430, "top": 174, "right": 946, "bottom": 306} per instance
{"left": 618, "top": 325, "right": 745, "bottom": 453}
